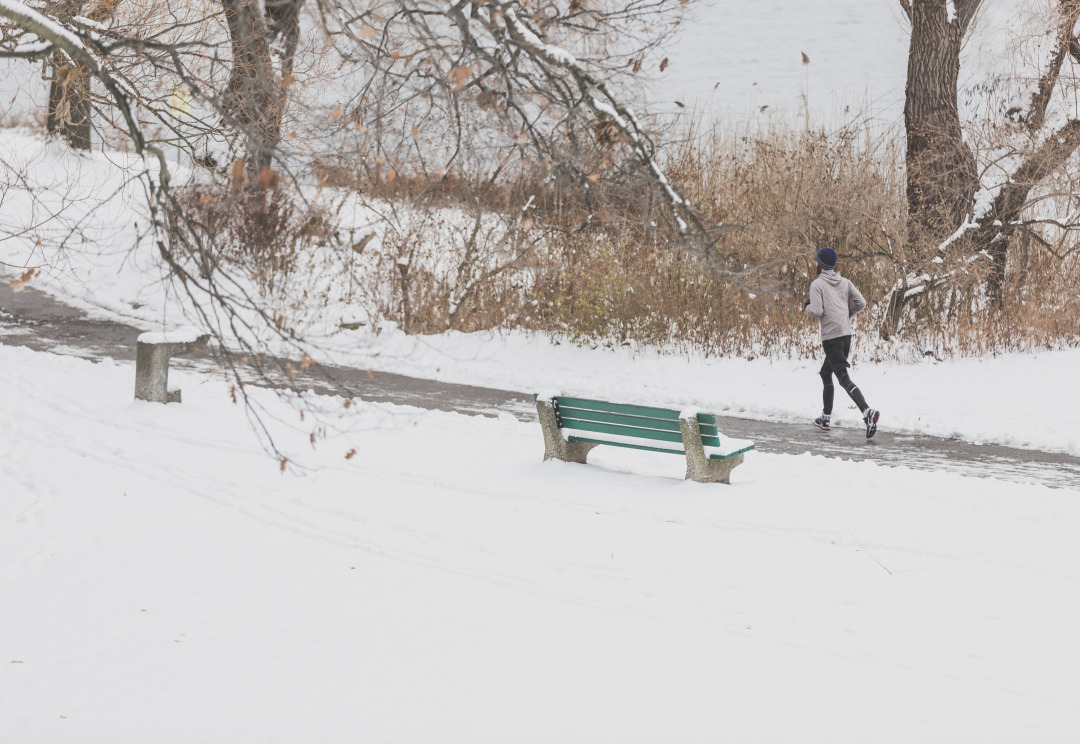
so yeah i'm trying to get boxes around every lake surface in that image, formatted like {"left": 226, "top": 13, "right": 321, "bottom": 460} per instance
{"left": 0, "top": 1, "right": 1030, "bottom": 134}
{"left": 650, "top": 0, "right": 911, "bottom": 127}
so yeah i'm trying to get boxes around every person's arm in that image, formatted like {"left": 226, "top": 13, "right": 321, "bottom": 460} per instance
{"left": 805, "top": 281, "right": 824, "bottom": 319}
{"left": 848, "top": 281, "right": 867, "bottom": 317}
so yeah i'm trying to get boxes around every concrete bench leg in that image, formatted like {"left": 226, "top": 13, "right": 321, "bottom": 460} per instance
{"left": 134, "top": 334, "right": 210, "bottom": 404}
{"left": 679, "top": 416, "right": 743, "bottom": 484}
{"left": 536, "top": 399, "right": 597, "bottom": 464}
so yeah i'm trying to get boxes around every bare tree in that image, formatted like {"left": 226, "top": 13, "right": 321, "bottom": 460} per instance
{"left": 319, "top": 2, "right": 718, "bottom": 248}
{"left": 221, "top": 0, "right": 306, "bottom": 183}
{"left": 900, "top": 0, "right": 981, "bottom": 245}
{"left": 885, "top": 0, "right": 1080, "bottom": 338}
{"left": 1, "top": 0, "right": 722, "bottom": 249}
{"left": 970, "top": 0, "right": 1080, "bottom": 304}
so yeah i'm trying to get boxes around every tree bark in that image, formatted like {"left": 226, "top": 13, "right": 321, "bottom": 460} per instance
{"left": 972, "top": 1, "right": 1080, "bottom": 306}
{"left": 1027, "top": 1, "right": 1080, "bottom": 132}
{"left": 266, "top": 0, "right": 303, "bottom": 77}
{"left": 47, "top": 51, "right": 93, "bottom": 150}
{"left": 221, "top": 0, "right": 301, "bottom": 183}
{"left": 44, "top": 0, "right": 91, "bottom": 150}
{"left": 43, "top": 0, "right": 123, "bottom": 151}
{"left": 883, "top": 0, "right": 982, "bottom": 340}
{"left": 903, "top": 0, "right": 981, "bottom": 247}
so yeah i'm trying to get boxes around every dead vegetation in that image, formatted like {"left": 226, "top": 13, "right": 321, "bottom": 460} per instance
{"left": 364, "top": 120, "right": 1080, "bottom": 359}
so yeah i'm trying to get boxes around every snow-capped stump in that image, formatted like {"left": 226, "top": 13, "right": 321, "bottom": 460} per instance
{"left": 534, "top": 394, "right": 754, "bottom": 484}
{"left": 134, "top": 328, "right": 210, "bottom": 404}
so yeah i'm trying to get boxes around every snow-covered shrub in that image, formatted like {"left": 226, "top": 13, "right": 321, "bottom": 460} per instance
{"left": 172, "top": 184, "right": 329, "bottom": 294}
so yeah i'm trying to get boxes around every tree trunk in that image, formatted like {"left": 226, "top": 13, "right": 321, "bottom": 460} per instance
{"left": 221, "top": 0, "right": 304, "bottom": 185}
{"left": 46, "top": 52, "right": 93, "bottom": 150}
{"left": 878, "top": 282, "right": 907, "bottom": 342}
{"left": 265, "top": 0, "right": 302, "bottom": 77}
{"left": 885, "top": 0, "right": 982, "bottom": 339}
{"left": 44, "top": 0, "right": 91, "bottom": 150}
{"left": 43, "top": 0, "right": 123, "bottom": 151}
{"left": 973, "top": 2, "right": 1080, "bottom": 306}
{"left": 222, "top": 0, "right": 284, "bottom": 182}
{"left": 903, "top": 0, "right": 981, "bottom": 248}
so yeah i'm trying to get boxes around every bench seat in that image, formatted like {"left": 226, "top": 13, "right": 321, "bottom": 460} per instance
{"left": 534, "top": 393, "right": 754, "bottom": 484}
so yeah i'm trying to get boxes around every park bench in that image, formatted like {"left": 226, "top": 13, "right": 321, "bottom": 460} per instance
{"left": 534, "top": 393, "right": 754, "bottom": 484}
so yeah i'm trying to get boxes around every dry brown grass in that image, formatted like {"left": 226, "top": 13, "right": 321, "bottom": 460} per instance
{"left": 376, "top": 121, "right": 911, "bottom": 357}
{"left": 324, "top": 121, "right": 1080, "bottom": 358}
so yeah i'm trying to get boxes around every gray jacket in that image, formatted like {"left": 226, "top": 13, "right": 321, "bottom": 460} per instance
{"left": 805, "top": 269, "right": 866, "bottom": 341}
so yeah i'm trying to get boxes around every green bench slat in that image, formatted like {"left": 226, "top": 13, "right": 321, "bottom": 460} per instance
{"left": 555, "top": 396, "right": 682, "bottom": 422}
{"left": 561, "top": 419, "right": 686, "bottom": 444}
{"left": 538, "top": 395, "right": 721, "bottom": 434}
{"left": 561, "top": 417, "right": 722, "bottom": 448}
{"left": 567, "top": 437, "right": 752, "bottom": 461}
{"left": 559, "top": 405, "right": 681, "bottom": 431}
{"left": 558, "top": 405, "right": 720, "bottom": 437}
{"left": 567, "top": 436, "right": 684, "bottom": 456}
{"left": 711, "top": 444, "right": 755, "bottom": 461}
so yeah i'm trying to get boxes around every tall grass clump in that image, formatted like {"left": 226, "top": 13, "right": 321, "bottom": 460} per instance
{"left": 507, "top": 121, "right": 908, "bottom": 358}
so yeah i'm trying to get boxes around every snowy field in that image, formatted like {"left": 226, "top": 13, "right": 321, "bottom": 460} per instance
{"left": 2, "top": 342, "right": 1080, "bottom": 743}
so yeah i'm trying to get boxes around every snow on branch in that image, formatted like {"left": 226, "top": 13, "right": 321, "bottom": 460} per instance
{"left": 0, "top": 0, "right": 88, "bottom": 57}
{"left": 0, "top": 37, "right": 53, "bottom": 57}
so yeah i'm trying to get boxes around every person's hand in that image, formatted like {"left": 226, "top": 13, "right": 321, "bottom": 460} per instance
{"left": 803, "top": 299, "right": 810, "bottom": 310}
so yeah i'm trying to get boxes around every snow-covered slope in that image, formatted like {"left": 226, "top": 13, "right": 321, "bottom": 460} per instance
{"left": 2, "top": 343, "right": 1079, "bottom": 742}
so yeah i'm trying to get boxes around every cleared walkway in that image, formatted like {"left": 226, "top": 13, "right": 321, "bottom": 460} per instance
{"left": 2, "top": 281, "right": 1077, "bottom": 489}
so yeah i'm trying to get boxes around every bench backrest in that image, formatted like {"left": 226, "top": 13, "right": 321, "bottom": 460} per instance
{"left": 550, "top": 395, "right": 724, "bottom": 450}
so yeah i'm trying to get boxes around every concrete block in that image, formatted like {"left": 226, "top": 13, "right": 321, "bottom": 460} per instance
{"left": 679, "top": 415, "right": 744, "bottom": 484}
{"left": 536, "top": 398, "right": 597, "bottom": 464}
{"left": 134, "top": 330, "right": 210, "bottom": 404}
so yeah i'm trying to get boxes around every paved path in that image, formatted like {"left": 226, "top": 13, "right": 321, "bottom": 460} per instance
{"left": 2, "top": 281, "right": 1078, "bottom": 490}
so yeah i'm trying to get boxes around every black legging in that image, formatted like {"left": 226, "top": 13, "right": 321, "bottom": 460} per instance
{"left": 820, "top": 336, "right": 868, "bottom": 416}
{"left": 820, "top": 367, "right": 869, "bottom": 416}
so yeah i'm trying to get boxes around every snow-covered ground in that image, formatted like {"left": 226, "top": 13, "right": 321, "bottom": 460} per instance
{"left": 320, "top": 327, "right": 1080, "bottom": 458}
{"left": 2, "top": 341, "right": 1080, "bottom": 742}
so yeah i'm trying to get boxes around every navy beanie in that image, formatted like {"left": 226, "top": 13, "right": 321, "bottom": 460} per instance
{"left": 816, "top": 247, "right": 838, "bottom": 270}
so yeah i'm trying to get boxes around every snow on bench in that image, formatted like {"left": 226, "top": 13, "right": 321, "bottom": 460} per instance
{"left": 534, "top": 393, "right": 754, "bottom": 484}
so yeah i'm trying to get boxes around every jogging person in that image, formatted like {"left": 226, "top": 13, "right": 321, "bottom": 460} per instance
{"left": 803, "top": 247, "right": 880, "bottom": 439}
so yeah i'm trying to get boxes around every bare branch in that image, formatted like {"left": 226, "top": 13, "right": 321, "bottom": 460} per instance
{"left": 1026, "top": 0, "right": 1080, "bottom": 132}
{"left": 954, "top": 0, "right": 984, "bottom": 35}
